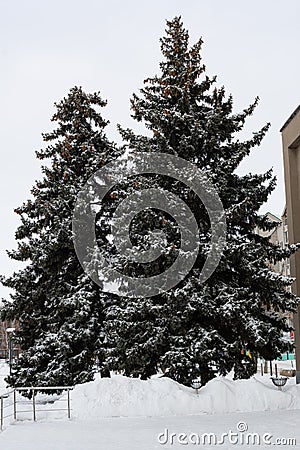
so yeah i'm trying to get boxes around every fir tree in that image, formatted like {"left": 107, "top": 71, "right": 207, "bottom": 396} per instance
{"left": 104, "top": 17, "right": 299, "bottom": 387}
{"left": 1, "top": 86, "right": 120, "bottom": 387}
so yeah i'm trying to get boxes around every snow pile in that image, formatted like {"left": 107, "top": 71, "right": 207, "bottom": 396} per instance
{"left": 71, "top": 374, "right": 300, "bottom": 419}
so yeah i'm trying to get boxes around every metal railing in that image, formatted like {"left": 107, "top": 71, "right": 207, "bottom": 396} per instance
{"left": 0, "top": 386, "right": 73, "bottom": 431}
{"left": 0, "top": 392, "right": 11, "bottom": 431}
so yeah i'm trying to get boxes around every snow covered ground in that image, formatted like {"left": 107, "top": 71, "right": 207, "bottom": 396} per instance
{"left": 0, "top": 408, "right": 299, "bottom": 449}
{"left": 0, "top": 360, "right": 299, "bottom": 449}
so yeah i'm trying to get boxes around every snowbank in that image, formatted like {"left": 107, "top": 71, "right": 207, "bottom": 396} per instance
{"left": 71, "top": 374, "right": 300, "bottom": 419}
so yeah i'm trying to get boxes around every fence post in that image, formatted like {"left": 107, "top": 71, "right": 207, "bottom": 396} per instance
{"left": 13, "top": 390, "right": 17, "bottom": 420}
{"left": 0, "top": 396, "right": 3, "bottom": 431}
{"left": 32, "top": 390, "right": 36, "bottom": 422}
{"left": 67, "top": 389, "right": 71, "bottom": 419}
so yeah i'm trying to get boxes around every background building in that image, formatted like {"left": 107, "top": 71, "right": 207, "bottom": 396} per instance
{"left": 256, "top": 211, "right": 293, "bottom": 337}
{"left": 0, "top": 319, "right": 19, "bottom": 360}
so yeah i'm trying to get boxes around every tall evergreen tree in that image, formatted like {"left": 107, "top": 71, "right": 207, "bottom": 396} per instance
{"left": 1, "top": 86, "right": 120, "bottom": 387}
{"left": 104, "top": 17, "right": 299, "bottom": 386}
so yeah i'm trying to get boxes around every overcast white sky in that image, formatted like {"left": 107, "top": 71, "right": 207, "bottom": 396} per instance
{"left": 1, "top": 0, "right": 300, "bottom": 299}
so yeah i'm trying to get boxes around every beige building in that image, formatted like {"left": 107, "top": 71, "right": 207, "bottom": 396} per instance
{"left": 281, "top": 106, "right": 300, "bottom": 383}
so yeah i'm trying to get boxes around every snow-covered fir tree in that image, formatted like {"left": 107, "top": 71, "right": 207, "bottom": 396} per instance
{"left": 1, "top": 20, "right": 298, "bottom": 390}
{"left": 0, "top": 86, "right": 120, "bottom": 387}
{"left": 104, "top": 17, "right": 299, "bottom": 387}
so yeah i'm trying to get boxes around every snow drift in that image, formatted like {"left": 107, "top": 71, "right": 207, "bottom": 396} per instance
{"left": 71, "top": 374, "right": 300, "bottom": 419}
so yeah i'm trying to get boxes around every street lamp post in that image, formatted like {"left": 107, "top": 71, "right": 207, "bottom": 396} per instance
{"left": 191, "top": 379, "right": 201, "bottom": 395}
{"left": 6, "top": 328, "right": 15, "bottom": 376}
